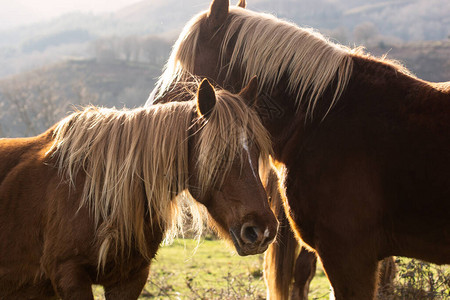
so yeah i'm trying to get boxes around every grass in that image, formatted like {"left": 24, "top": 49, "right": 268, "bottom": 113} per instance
{"left": 93, "top": 238, "right": 330, "bottom": 299}
{"left": 92, "top": 239, "right": 449, "bottom": 299}
{"left": 142, "top": 238, "right": 267, "bottom": 299}
{"left": 93, "top": 238, "right": 271, "bottom": 299}
{"left": 308, "top": 265, "right": 332, "bottom": 300}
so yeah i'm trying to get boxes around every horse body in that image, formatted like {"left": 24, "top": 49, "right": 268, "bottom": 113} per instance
{"left": 341, "top": 56, "right": 450, "bottom": 262}
{"left": 153, "top": 1, "right": 450, "bottom": 298}
{"left": 282, "top": 56, "right": 450, "bottom": 298}
{"left": 0, "top": 79, "right": 278, "bottom": 299}
{"left": 0, "top": 132, "right": 56, "bottom": 298}
{"left": 0, "top": 132, "right": 162, "bottom": 298}
{"left": 287, "top": 54, "right": 450, "bottom": 245}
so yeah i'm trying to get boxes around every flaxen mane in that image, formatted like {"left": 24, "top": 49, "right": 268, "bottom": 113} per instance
{"left": 157, "top": 7, "right": 411, "bottom": 118}
{"left": 47, "top": 92, "right": 271, "bottom": 269}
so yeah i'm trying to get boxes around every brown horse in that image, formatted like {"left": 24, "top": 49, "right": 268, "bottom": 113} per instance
{"left": 0, "top": 78, "right": 278, "bottom": 299}
{"left": 264, "top": 180, "right": 396, "bottom": 300}
{"left": 149, "top": 0, "right": 450, "bottom": 299}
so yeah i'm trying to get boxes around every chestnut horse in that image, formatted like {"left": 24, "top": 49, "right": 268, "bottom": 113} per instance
{"left": 0, "top": 78, "right": 278, "bottom": 299}
{"left": 264, "top": 183, "right": 397, "bottom": 300}
{"left": 148, "top": 0, "right": 450, "bottom": 299}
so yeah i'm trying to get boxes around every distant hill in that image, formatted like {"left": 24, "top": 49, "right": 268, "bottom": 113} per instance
{"left": 249, "top": 0, "right": 449, "bottom": 41}
{"left": 111, "top": 0, "right": 450, "bottom": 41}
{"left": 1, "top": 36, "right": 449, "bottom": 138}
{"left": 0, "top": 59, "right": 162, "bottom": 137}
{"left": 368, "top": 40, "right": 450, "bottom": 82}
{"left": 0, "top": 0, "right": 449, "bottom": 138}
{"left": 0, "top": 0, "right": 449, "bottom": 79}
{"left": 1, "top": 58, "right": 162, "bottom": 107}
{"left": 2, "top": 0, "right": 449, "bottom": 44}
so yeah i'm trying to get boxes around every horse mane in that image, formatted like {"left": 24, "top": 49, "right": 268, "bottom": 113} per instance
{"left": 47, "top": 92, "right": 271, "bottom": 270}
{"left": 157, "top": 7, "right": 412, "bottom": 118}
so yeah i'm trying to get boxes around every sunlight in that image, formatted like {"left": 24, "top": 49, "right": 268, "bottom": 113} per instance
{"left": 0, "top": 0, "right": 142, "bottom": 29}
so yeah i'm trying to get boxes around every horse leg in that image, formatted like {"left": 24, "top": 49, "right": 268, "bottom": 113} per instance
{"left": 49, "top": 261, "right": 94, "bottom": 300}
{"left": 318, "top": 247, "right": 379, "bottom": 300}
{"left": 377, "top": 256, "right": 396, "bottom": 297}
{"left": 104, "top": 265, "right": 149, "bottom": 300}
{"left": 290, "top": 247, "right": 317, "bottom": 300}
{"left": 263, "top": 196, "right": 299, "bottom": 300}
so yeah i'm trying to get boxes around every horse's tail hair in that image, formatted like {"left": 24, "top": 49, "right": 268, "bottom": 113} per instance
{"left": 263, "top": 170, "right": 299, "bottom": 300}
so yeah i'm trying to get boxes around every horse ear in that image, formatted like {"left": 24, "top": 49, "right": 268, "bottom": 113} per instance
{"left": 239, "top": 76, "right": 259, "bottom": 107}
{"left": 237, "top": 0, "right": 246, "bottom": 8}
{"left": 197, "top": 78, "right": 217, "bottom": 117}
{"left": 207, "top": 0, "right": 229, "bottom": 28}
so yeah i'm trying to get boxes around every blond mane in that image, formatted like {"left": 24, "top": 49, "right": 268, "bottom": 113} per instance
{"left": 156, "top": 7, "right": 410, "bottom": 118}
{"left": 47, "top": 91, "right": 271, "bottom": 270}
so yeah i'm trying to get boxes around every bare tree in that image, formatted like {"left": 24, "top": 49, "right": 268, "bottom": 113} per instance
{"left": 0, "top": 69, "right": 98, "bottom": 137}
{"left": 0, "top": 78, "right": 40, "bottom": 136}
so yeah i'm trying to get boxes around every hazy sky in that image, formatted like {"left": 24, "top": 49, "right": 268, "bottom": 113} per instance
{"left": 0, "top": 0, "right": 143, "bottom": 30}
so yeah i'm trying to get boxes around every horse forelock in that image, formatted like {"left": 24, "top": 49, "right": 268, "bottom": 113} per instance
{"left": 47, "top": 89, "right": 272, "bottom": 271}
{"left": 196, "top": 89, "right": 272, "bottom": 193}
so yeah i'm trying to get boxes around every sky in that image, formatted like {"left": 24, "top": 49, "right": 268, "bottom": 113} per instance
{"left": 0, "top": 0, "right": 143, "bottom": 30}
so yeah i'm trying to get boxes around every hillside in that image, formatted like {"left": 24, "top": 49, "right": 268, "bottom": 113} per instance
{"left": 0, "top": 0, "right": 449, "bottom": 138}
{"left": 113, "top": 0, "right": 450, "bottom": 42}
{"left": 1, "top": 36, "right": 449, "bottom": 139}
{"left": 0, "top": 0, "right": 449, "bottom": 78}
{"left": 368, "top": 40, "right": 450, "bottom": 82}
{"left": 0, "top": 59, "right": 162, "bottom": 137}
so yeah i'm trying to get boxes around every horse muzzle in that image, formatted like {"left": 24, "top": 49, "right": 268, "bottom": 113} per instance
{"left": 229, "top": 222, "right": 276, "bottom": 256}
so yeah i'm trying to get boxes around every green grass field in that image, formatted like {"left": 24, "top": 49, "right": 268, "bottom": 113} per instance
{"left": 93, "top": 238, "right": 449, "bottom": 299}
{"left": 93, "top": 238, "right": 330, "bottom": 299}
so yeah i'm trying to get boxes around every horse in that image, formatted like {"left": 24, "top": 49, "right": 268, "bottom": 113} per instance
{"left": 258, "top": 162, "right": 396, "bottom": 300}
{"left": 0, "top": 78, "right": 279, "bottom": 299}
{"left": 264, "top": 180, "right": 397, "bottom": 300}
{"left": 148, "top": 0, "right": 450, "bottom": 299}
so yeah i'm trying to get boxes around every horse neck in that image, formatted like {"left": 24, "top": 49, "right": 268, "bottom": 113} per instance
{"left": 259, "top": 74, "right": 343, "bottom": 163}
{"left": 347, "top": 55, "right": 450, "bottom": 115}
{"left": 257, "top": 86, "right": 302, "bottom": 162}
{"left": 265, "top": 54, "right": 450, "bottom": 164}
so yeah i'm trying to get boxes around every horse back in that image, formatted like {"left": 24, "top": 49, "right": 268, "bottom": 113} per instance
{"left": 0, "top": 131, "right": 52, "bottom": 181}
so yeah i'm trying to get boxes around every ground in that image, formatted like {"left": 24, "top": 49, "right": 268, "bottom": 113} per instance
{"left": 93, "top": 238, "right": 449, "bottom": 299}
{"left": 93, "top": 238, "right": 330, "bottom": 299}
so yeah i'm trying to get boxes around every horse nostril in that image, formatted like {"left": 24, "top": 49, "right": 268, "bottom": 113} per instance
{"left": 261, "top": 227, "right": 273, "bottom": 245}
{"left": 241, "top": 224, "right": 260, "bottom": 244}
